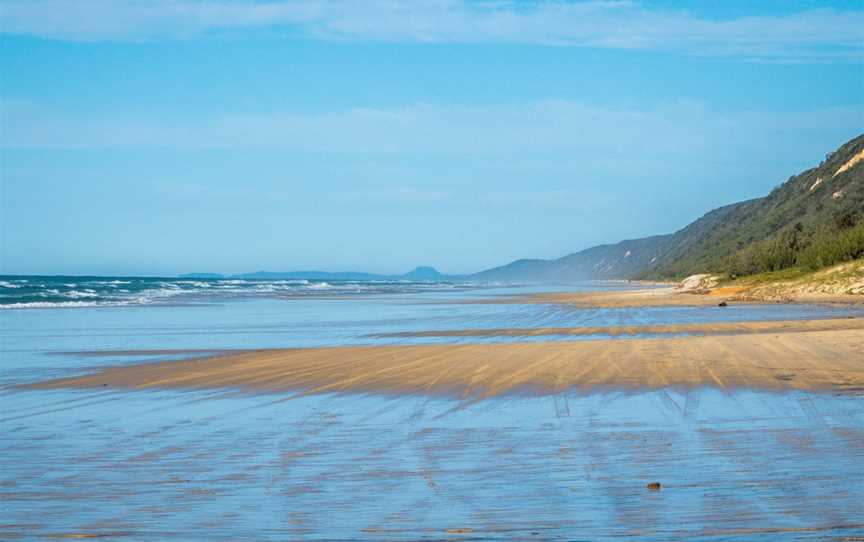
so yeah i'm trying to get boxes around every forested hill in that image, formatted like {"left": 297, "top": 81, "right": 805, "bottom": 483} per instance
{"left": 472, "top": 134, "right": 864, "bottom": 282}
{"left": 642, "top": 133, "right": 864, "bottom": 278}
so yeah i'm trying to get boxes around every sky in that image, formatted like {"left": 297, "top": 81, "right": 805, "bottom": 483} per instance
{"left": 1, "top": 0, "right": 863, "bottom": 276}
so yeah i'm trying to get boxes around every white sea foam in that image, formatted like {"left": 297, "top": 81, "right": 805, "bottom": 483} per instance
{"left": 180, "top": 281, "right": 211, "bottom": 288}
{"left": 306, "top": 282, "right": 332, "bottom": 290}
{"left": 159, "top": 282, "right": 185, "bottom": 289}
{"left": 258, "top": 279, "right": 310, "bottom": 286}
{"left": 253, "top": 284, "right": 279, "bottom": 292}
{"left": 139, "top": 287, "right": 186, "bottom": 299}
{"left": 65, "top": 290, "right": 100, "bottom": 299}
{"left": 0, "top": 301, "right": 104, "bottom": 309}
{"left": 0, "top": 277, "right": 480, "bottom": 309}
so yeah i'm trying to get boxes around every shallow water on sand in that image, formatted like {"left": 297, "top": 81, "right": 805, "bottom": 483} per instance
{"left": 1, "top": 285, "right": 863, "bottom": 540}
{"left": 3, "top": 388, "right": 863, "bottom": 540}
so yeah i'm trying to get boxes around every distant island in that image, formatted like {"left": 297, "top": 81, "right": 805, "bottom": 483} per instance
{"left": 180, "top": 266, "right": 467, "bottom": 282}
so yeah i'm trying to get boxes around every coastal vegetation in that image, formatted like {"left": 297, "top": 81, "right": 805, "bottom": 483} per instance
{"left": 638, "top": 135, "right": 864, "bottom": 279}
{"left": 725, "top": 221, "right": 864, "bottom": 276}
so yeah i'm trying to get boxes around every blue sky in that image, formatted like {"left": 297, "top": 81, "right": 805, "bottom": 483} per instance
{"left": 1, "top": 1, "right": 862, "bottom": 276}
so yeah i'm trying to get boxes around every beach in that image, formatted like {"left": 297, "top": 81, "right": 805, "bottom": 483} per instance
{"left": 468, "top": 281, "right": 864, "bottom": 308}
{"left": 2, "top": 284, "right": 864, "bottom": 540}
{"left": 5, "top": 7, "right": 863, "bottom": 539}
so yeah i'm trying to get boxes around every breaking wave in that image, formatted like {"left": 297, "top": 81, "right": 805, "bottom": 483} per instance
{"left": 0, "top": 276, "right": 477, "bottom": 309}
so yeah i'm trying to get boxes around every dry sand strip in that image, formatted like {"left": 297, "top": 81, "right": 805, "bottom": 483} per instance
{"left": 368, "top": 317, "right": 864, "bottom": 339}
{"left": 29, "top": 321, "right": 864, "bottom": 398}
{"left": 459, "top": 286, "right": 864, "bottom": 308}
{"left": 455, "top": 287, "right": 749, "bottom": 308}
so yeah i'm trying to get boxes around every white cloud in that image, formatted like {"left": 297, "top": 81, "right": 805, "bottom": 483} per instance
{"left": 0, "top": 0, "right": 861, "bottom": 61}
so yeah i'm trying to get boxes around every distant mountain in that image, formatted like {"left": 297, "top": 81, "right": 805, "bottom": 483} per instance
{"left": 401, "top": 266, "right": 448, "bottom": 280}
{"left": 473, "top": 133, "right": 864, "bottom": 282}
{"left": 469, "top": 235, "right": 672, "bottom": 283}
{"left": 179, "top": 267, "right": 465, "bottom": 282}
{"left": 238, "top": 266, "right": 464, "bottom": 281}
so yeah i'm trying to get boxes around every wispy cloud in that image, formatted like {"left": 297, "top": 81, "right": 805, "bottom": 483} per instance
{"left": 4, "top": 98, "right": 862, "bottom": 171}
{"left": 1, "top": 0, "right": 861, "bottom": 61}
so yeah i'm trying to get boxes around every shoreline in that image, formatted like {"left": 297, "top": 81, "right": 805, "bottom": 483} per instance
{"left": 467, "top": 260, "right": 864, "bottom": 308}
{"left": 461, "top": 285, "right": 864, "bottom": 308}
{"left": 28, "top": 317, "right": 864, "bottom": 398}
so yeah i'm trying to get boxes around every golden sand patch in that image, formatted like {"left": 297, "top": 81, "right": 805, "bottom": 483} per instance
{"left": 483, "top": 286, "right": 748, "bottom": 308}
{"left": 29, "top": 319, "right": 864, "bottom": 397}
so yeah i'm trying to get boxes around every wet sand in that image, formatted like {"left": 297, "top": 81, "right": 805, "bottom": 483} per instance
{"left": 30, "top": 318, "right": 864, "bottom": 397}
{"left": 5, "top": 296, "right": 864, "bottom": 540}
{"left": 468, "top": 286, "right": 864, "bottom": 308}
{"left": 5, "top": 388, "right": 863, "bottom": 540}
{"left": 369, "top": 316, "right": 864, "bottom": 338}
{"left": 463, "top": 286, "right": 749, "bottom": 308}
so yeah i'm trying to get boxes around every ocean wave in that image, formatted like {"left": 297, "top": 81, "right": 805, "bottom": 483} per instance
{"left": 0, "top": 276, "right": 482, "bottom": 309}
{"left": 174, "top": 281, "right": 212, "bottom": 288}
{"left": 0, "top": 301, "right": 106, "bottom": 309}
{"left": 305, "top": 282, "right": 332, "bottom": 290}
{"left": 0, "top": 280, "right": 23, "bottom": 288}
{"left": 65, "top": 290, "right": 101, "bottom": 299}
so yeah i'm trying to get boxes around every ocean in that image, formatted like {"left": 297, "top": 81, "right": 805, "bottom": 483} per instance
{"left": 0, "top": 275, "right": 490, "bottom": 309}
